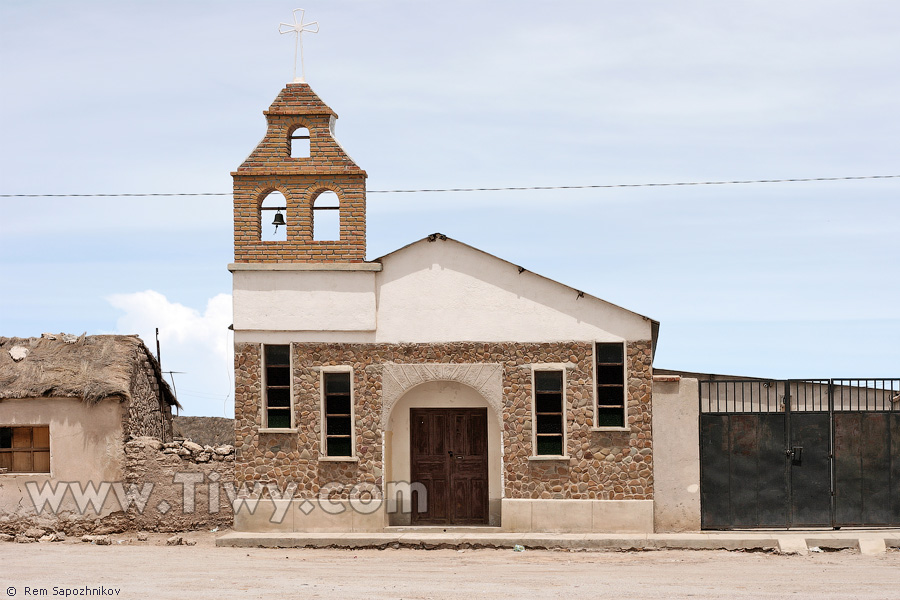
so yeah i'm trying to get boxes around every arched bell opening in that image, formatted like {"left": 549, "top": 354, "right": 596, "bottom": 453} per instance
{"left": 260, "top": 191, "right": 288, "bottom": 242}
{"left": 312, "top": 190, "right": 340, "bottom": 241}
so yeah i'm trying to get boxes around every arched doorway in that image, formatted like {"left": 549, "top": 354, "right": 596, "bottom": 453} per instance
{"left": 384, "top": 380, "right": 503, "bottom": 526}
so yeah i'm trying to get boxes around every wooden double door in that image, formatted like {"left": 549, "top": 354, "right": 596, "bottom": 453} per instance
{"left": 410, "top": 408, "right": 489, "bottom": 525}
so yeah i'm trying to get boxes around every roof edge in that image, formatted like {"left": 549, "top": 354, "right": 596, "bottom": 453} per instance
{"left": 373, "top": 233, "right": 658, "bottom": 325}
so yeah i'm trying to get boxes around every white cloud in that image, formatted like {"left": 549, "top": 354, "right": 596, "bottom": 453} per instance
{"left": 107, "top": 290, "right": 234, "bottom": 417}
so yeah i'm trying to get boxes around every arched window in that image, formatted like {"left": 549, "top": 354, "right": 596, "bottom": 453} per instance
{"left": 290, "top": 127, "right": 310, "bottom": 158}
{"left": 260, "top": 191, "right": 287, "bottom": 242}
{"left": 313, "top": 191, "right": 340, "bottom": 241}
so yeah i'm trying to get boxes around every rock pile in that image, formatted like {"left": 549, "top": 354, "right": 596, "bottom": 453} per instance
{"left": 127, "top": 437, "right": 234, "bottom": 464}
{"left": 162, "top": 439, "right": 234, "bottom": 463}
{"left": 0, "top": 528, "right": 66, "bottom": 543}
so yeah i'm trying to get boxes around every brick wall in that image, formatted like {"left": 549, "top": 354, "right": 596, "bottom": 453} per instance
{"left": 233, "top": 341, "right": 653, "bottom": 502}
{"left": 232, "top": 83, "right": 367, "bottom": 263}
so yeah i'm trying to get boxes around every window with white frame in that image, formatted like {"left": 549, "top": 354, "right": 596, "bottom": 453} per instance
{"left": 595, "top": 342, "right": 626, "bottom": 428}
{"left": 533, "top": 368, "right": 565, "bottom": 456}
{"left": 321, "top": 369, "right": 354, "bottom": 457}
{"left": 263, "top": 344, "right": 292, "bottom": 429}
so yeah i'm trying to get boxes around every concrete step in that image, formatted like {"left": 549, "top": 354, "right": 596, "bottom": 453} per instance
{"left": 216, "top": 529, "right": 900, "bottom": 553}
{"left": 384, "top": 526, "right": 504, "bottom": 534}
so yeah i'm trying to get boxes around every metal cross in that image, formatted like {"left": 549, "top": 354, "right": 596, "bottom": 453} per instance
{"left": 279, "top": 8, "right": 319, "bottom": 83}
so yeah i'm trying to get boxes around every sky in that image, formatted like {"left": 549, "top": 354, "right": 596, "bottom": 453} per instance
{"left": 1, "top": 1, "right": 898, "bottom": 417}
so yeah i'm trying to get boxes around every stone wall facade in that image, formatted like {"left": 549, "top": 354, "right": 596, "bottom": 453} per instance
{"left": 233, "top": 341, "right": 653, "bottom": 503}
{"left": 124, "top": 352, "right": 174, "bottom": 442}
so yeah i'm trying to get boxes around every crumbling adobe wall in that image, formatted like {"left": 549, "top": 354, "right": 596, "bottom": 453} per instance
{"left": 0, "top": 397, "right": 128, "bottom": 536}
{"left": 121, "top": 437, "right": 234, "bottom": 532}
{"left": 0, "top": 437, "right": 235, "bottom": 536}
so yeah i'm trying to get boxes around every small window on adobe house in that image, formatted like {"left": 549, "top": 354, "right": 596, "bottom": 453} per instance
{"left": 595, "top": 342, "right": 626, "bottom": 428}
{"left": 533, "top": 369, "right": 565, "bottom": 456}
{"left": 313, "top": 191, "right": 340, "bottom": 241}
{"left": 0, "top": 426, "right": 50, "bottom": 473}
{"left": 290, "top": 127, "right": 310, "bottom": 158}
{"left": 321, "top": 369, "right": 354, "bottom": 457}
{"left": 263, "top": 345, "right": 292, "bottom": 429}
{"left": 260, "top": 191, "right": 288, "bottom": 242}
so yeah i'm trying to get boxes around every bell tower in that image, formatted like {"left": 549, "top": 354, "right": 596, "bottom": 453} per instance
{"left": 232, "top": 83, "right": 367, "bottom": 263}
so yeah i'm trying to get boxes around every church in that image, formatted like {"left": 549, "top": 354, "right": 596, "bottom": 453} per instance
{"left": 229, "top": 83, "right": 659, "bottom": 533}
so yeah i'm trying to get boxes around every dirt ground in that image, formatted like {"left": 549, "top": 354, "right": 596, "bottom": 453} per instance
{"left": 2, "top": 531, "right": 900, "bottom": 599}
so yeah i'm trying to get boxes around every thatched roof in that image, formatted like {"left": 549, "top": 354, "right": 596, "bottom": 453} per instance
{"left": 0, "top": 333, "right": 179, "bottom": 407}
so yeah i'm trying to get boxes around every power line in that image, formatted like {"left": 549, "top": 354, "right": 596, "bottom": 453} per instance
{"left": 0, "top": 192, "right": 231, "bottom": 198}
{"left": 1, "top": 174, "right": 898, "bottom": 198}
{"left": 370, "top": 174, "right": 900, "bottom": 193}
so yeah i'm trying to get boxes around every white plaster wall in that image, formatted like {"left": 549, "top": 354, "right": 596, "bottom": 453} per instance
{"left": 375, "top": 239, "right": 651, "bottom": 343}
{"left": 652, "top": 378, "right": 701, "bottom": 532}
{"left": 232, "top": 238, "right": 652, "bottom": 344}
{"left": 502, "top": 499, "right": 654, "bottom": 533}
{"left": 233, "top": 270, "right": 376, "bottom": 332}
{"left": 385, "top": 380, "right": 503, "bottom": 526}
{"left": 0, "top": 398, "right": 126, "bottom": 521}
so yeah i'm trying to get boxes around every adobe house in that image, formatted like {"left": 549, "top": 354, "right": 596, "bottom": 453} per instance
{"left": 230, "top": 84, "right": 658, "bottom": 533}
{"left": 0, "top": 333, "right": 178, "bottom": 532}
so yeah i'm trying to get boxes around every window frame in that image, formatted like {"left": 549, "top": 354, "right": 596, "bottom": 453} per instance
{"left": 530, "top": 364, "right": 568, "bottom": 458}
{"left": 319, "top": 366, "right": 356, "bottom": 460}
{"left": 0, "top": 425, "right": 51, "bottom": 474}
{"left": 261, "top": 343, "right": 295, "bottom": 432}
{"left": 593, "top": 342, "right": 628, "bottom": 430}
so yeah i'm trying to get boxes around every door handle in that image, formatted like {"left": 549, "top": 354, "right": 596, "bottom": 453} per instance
{"left": 786, "top": 446, "right": 803, "bottom": 462}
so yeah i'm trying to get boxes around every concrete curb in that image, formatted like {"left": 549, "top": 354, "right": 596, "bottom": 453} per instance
{"left": 216, "top": 529, "right": 900, "bottom": 553}
{"left": 215, "top": 532, "right": 808, "bottom": 552}
{"left": 776, "top": 537, "right": 809, "bottom": 555}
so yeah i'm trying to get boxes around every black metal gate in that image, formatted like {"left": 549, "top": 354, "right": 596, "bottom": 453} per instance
{"left": 699, "top": 378, "right": 900, "bottom": 530}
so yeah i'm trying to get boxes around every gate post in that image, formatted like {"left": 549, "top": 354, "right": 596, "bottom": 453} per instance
{"left": 829, "top": 379, "right": 837, "bottom": 528}
{"left": 784, "top": 380, "right": 793, "bottom": 527}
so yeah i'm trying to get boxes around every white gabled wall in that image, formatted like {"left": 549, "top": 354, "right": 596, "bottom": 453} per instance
{"left": 231, "top": 238, "right": 652, "bottom": 344}
{"left": 374, "top": 239, "right": 651, "bottom": 343}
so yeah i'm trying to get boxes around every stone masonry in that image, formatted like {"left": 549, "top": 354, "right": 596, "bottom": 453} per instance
{"left": 124, "top": 350, "right": 174, "bottom": 442}
{"left": 233, "top": 341, "right": 653, "bottom": 501}
{"left": 121, "top": 437, "right": 234, "bottom": 532}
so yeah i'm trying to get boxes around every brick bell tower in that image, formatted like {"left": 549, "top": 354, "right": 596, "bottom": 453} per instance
{"left": 232, "top": 83, "right": 367, "bottom": 263}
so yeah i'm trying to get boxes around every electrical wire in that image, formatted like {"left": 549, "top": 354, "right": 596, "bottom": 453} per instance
{"left": 1, "top": 174, "right": 898, "bottom": 198}
{"left": 368, "top": 174, "right": 900, "bottom": 194}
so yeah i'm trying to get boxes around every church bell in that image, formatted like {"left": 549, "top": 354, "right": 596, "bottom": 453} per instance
{"left": 272, "top": 210, "right": 286, "bottom": 232}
